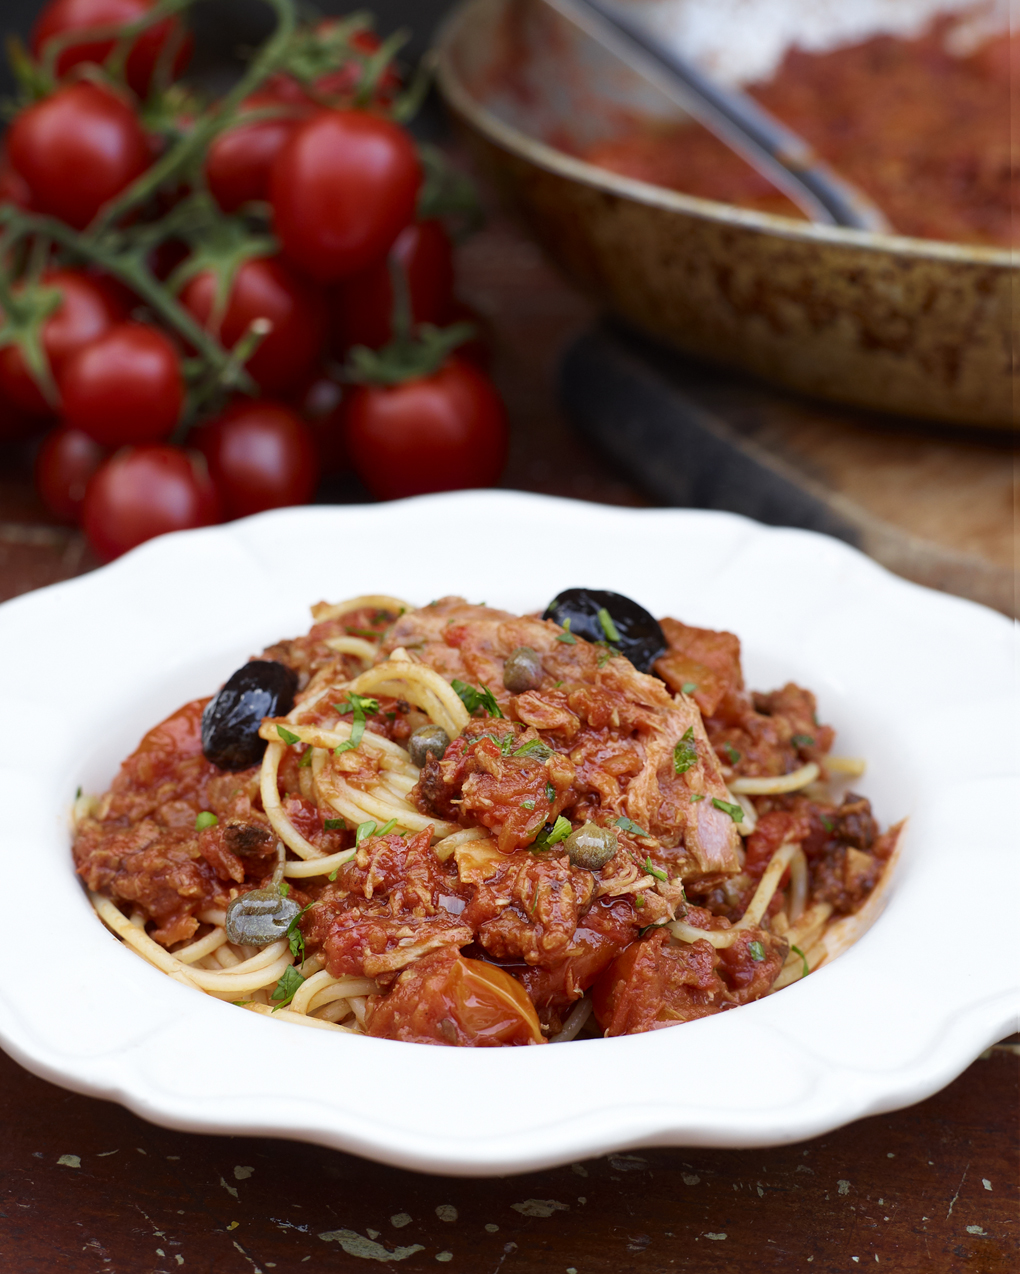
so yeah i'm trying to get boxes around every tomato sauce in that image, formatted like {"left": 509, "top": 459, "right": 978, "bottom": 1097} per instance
{"left": 577, "top": 19, "right": 1015, "bottom": 246}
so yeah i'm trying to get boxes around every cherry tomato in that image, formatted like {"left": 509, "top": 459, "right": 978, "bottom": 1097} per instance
{"left": 31, "top": 0, "right": 192, "bottom": 99}
{"left": 180, "top": 255, "right": 327, "bottom": 395}
{"left": 364, "top": 949, "right": 543, "bottom": 1046}
{"left": 82, "top": 445, "right": 220, "bottom": 562}
{"left": 270, "top": 110, "right": 421, "bottom": 283}
{"left": 192, "top": 401, "right": 319, "bottom": 519}
{"left": 0, "top": 268, "right": 125, "bottom": 417}
{"left": 311, "top": 27, "right": 402, "bottom": 104}
{"left": 7, "top": 83, "right": 149, "bottom": 230}
{"left": 343, "top": 358, "right": 507, "bottom": 500}
{"left": 330, "top": 219, "right": 454, "bottom": 353}
{"left": 59, "top": 322, "right": 184, "bottom": 445}
{"left": 204, "top": 91, "right": 312, "bottom": 214}
{"left": 34, "top": 426, "right": 107, "bottom": 522}
{"left": 294, "top": 375, "right": 348, "bottom": 475}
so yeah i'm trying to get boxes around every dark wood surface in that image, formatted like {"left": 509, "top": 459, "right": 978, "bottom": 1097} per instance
{"left": 0, "top": 213, "right": 1016, "bottom": 1273}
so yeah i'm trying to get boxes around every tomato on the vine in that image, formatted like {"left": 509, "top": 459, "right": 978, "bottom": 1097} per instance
{"left": 0, "top": 268, "right": 125, "bottom": 417}
{"left": 82, "top": 444, "right": 220, "bottom": 562}
{"left": 342, "top": 357, "right": 507, "bottom": 500}
{"left": 294, "top": 374, "right": 348, "bottom": 475}
{"left": 192, "top": 400, "right": 319, "bottom": 518}
{"left": 330, "top": 219, "right": 454, "bottom": 353}
{"left": 7, "top": 82, "right": 150, "bottom": 230}
{"left": 204, "top": 91, "right": 312, "bottom": 214}
{"left": 0, "top": 161, "right": 32, "bottom": 210}
{"left": 59, "top": 322, "right": 184, "bottom": 445}
{"left": 31, "top": 0, "right": 192, "bottom": 99}
{"left": 269, "top": 109, "right": 421, "bottom": 282}
{"left": 180, "top": 255, "right": 327, "bottom": 395}
{"left": 34, "top": 426, "right": 107, "bottom": 522}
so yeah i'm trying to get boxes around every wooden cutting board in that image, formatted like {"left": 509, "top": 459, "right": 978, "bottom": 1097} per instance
{"left": 559, "top": 323, "right": 1016, "bottom": 616}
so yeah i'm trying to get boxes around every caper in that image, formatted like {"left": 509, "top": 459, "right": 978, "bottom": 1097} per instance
{"left": 503, "top": 646, "right": 544, "bottom": 693}
{"left": 563, "top": 822, "right": 618, "bottom": 871}
{"left": 408, "top": 724, "right": 450, "bottom": 767}
{"left": 225, "top": 888, "right": 301, "bottom": 947}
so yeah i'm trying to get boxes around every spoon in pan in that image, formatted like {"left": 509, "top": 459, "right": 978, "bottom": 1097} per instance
{"left": 541, "top": 0, "right": 892, "bottom": 232}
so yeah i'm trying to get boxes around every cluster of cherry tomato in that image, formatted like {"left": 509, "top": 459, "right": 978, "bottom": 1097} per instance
{"left": 0, "top": 0, "right": 508, "bottom": 561}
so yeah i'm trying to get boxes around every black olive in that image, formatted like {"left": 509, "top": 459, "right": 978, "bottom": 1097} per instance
{"left": 408, "top": 724, "right": 450, "bottom": 767}
{"left": 563, "top": 822, "right": 618, "bottom": 871}
{"left": 225, "top": 888, "right": 301, "bottom": 946}
{"left": 543, "top": 588, "right": 666, "bottom": 673}
{"left": 201, "top": 660, "right": 299, "bottom": 771}
{"left": 503, "top": 646, "right": 543, "bottom": 693}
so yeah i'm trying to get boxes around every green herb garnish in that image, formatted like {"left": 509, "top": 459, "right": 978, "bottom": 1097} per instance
{"left": 644, "top": 856, "right": 667, "bottom": 883}
{"left": 820, "top": 815, "right": 834, "bottom": 833}
{"left": 555, "top": 619, "right": 577, "bottom": 645}
{"left": 615, "top": 815, "right": 649, "bottom": 838}
{"left": 521, "top": 799, "right": 536, "bottom": 810}
{"left": 545, "top": 783, "right": 556, "bottom": 803}
{"left": 194, "top": 811, "right": 218, "bottom": 830}
{"left": 376, "top": 817, "right": 398, "bottom": 836}
{"left": 635, "top": 895, "right": 645, "bottom": 909}
{"left": 722, "top": 742, "right": 741, "bottom": 765}
{"left": 597, "top": 607, "right": 620, "bottom": 644}
{"left": 271, "top": 965, "right": 305, "bottom": 1009}
{"left": 748, "top": 940, "right": 765, "bottom": 962}
{"left": 533, "top": 815, "right": 572, "bottom": 851}
{"left": 690, "top": 793, "right": 705, "bottom": 803}
{"left": 324, "top": 817, "right": 346, "bottom": 831}
{"left": 355, "top": 820, "right": 377, "bottom": 845}
{"left": 333, "top": 692, "right": 380, "bottom": 754}
{"left": 712, "top": 797, "right": 745, "bottom": 822}
{"left": 673, "top": 727, "right": 698, "bottom": 775}
{"left": 791, "top": 944, "right": 809, "bottom": 978}
{"left": 514, "top": 738, "right": 553, "bottom": 761}
{"left": 277, "top": 725, "right": 301, "bottom": 746}
{"left": 451, "top": 679, "right": 504, "bottom": 718}
{"left": 792, "top": 734, "right": 816, "bottom": 749}
{"left": 297, "top": 746, "right": 313, "bottom": 768}
{"left": 286, "top": 904, "right": 313, "bottom": 962}
{"left": 681, "top": 682, "right": 698, "bottom": 695}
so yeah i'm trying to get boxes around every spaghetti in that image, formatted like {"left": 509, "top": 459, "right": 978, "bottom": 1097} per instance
{"left": 73, "top": 592, "right": 901, "bottom": 1045}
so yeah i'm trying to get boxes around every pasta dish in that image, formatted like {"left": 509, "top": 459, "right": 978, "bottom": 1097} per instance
{"left": 73, "top": 590, "right": 900, "bottom": 1045}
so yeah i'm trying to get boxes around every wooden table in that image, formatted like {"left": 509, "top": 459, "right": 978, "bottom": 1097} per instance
{"left": 0, "top": 214, "right": 1016, "bottom": 1274}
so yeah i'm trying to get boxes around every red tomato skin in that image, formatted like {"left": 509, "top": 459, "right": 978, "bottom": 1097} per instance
{"left": 204, "top": 91, "right": 311, "bottom": 213}
{"left": 269, "top": 110, "right": 422, "bottom": 283}
{"left": 180, "top": 256, "right": 327, "bottom": 395}
{"left": 0, "top": 162, "right": 32, "bottom": 209}
{"left": 0, "top": 268, "right": 125, "bottom": 417}
{"left": 343, "top": 359, "right": 508, "bottom": 500}
{"left": 59, "top": 322, "right": 184, "bottom": 445}
{"left": 7, "top": 83, "right": 149, "bottom": 230}
{"left": 192, "top": 401, "right": 319, "bottom": 519}
{"left": 34, "top": 426, "right": 107, "bottom": 522}
{"left": 294, "top": 375, "right": 348, "bottom": 475}
{"left": 31, "top": 0, "right": 192, "bottom": 98}
{"left": 330, "top": 219, "right": 455, "bottom": 353}
{"left": 82, "top": 445, "right": 220, "bottom": 562}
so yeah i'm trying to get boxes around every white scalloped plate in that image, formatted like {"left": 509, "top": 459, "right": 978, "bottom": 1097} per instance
{"left": 0, "top": 492, "right": 1015, "bottom": 1175}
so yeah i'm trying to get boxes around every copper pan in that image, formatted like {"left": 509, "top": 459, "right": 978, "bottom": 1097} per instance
{"left": 434, "top": 0, "right": 1015, "bottom": 430}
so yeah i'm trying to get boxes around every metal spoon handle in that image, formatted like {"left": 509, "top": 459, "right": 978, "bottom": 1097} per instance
{"left": 545, "top": 0, "right": 891, "bottom": 233}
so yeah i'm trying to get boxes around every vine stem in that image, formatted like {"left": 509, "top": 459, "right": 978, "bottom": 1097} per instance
{"left": 87, "top": 0, "right": 299, "bottom": 238}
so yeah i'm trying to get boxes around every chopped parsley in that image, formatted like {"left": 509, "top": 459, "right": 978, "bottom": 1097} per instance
{"left": 596, "top": 644, "right": 612, "bottom": 668}
{"left": 615, "top": 815, "right": 649, "bottom": 838}
{"left": 297, "top": 746, "right": 313, "bottom": 768}
{"left": 722, "top": 742, "right": 742, "bottom": 765}
{"left": 451, "top": 679, "right": 504, "bottom": 718}
{"left": 514, "top": 738, "right": 553, "bottom": 761}
{"left": 355, "top": 820, "right": 377, "bottom": 845}
{"left": 276, "top": 724, "right": 301, "bottom": 746}
{"left": 324, "top": 817, "right": 346, "bottom": 831}
{"left": 748, "top": 940, "right": 765, "bottom": 962}
{"left": 75, "top": 786, "right": 82, "bottom": 800}
{"left": 271, "top": 965, "right": 305, "bottom": 1009}
{"left": 644, "top": 856, "right": 667, "bottom": 883}
{"left": 286, "top": 904, "right": 313, "bottom": 962}
{"left": 791, "top": 733, "right": 816, "bottom": 749}
{"left": 712, "top": 797, "right": 745, "bottom": 822}
{"left": 194, "top": 811, "right": 218, "bottom": 830}
{"left": 345, "top": 627, "right": 381, "bottom": 639}
{"left": 327, "top": 851, "right": 356, "bottom": 881}
{"left": 820, "top": 815, "right": 834, "bottom": 833}
{"left": 555, "top": 619, "right": 577, "bottom": 645}
{"left": 597, "top": 607, "right": 620, "bottom": 644}
{"left": 690, "top": 793, "right": 705, "bottom": 803}
{"left": 673, "top": 727, "right": 698, "bottom": 775}
{"left": 634, "top": 895, "right": 645, "bottom": 909}
{"left": 521, "top": 799, "right": 536, "bottom": 810}
{"left": 681, "top": 682, "right": 698, "bottom": 695}
{"left": 532, "top": 815, "right": 572, "bottom": 851}
{"left": 791, "top": 944, "right": 809, "bottom": 978}
{"left": 545, "top": 783, "right": 556, "bottom": 803}
{"left": 376, "top": 817, "right": 398, "bottom": 836}
{"left": 333, "top": 692, "right": 380, "bottom": 754}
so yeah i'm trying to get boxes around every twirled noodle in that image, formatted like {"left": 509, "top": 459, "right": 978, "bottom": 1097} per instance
{"left": 826, "top": 756, "right": 867, "bottom": 776}
{"left": 432, "top": 825, "right": 490, "bottom": 863}
{"left": 310, "top": 595, "right": 413, "bottom": 623}
{"left": 283, "top": 847, "right": 357, "bottom": 879}
{"left": 730, "top": 762, "right": 820, "bottom": 795}
{"left": 260, "top": 741, "right": 325, "bottom": 860}
{"left": 788, "top": 846, "right": 809, "bottom": 923}
{"left": 668, "top": 840, "right": 800, "bottom": 949}
{"left": 550, "top": 995, "right": 594, "bottom": 1043}
{"left": 349, "top": 657, "right": 470, "bottom": 739}
{"left": 237, "top": 1000, "right": 356, "bottom": 1032}
{"left": 173, "top": 926, "right": 228, "bottom": 965}
{"left": 323, "top": 635, "right": 379, "bottom": 663}
{"left": 259, "top": 720, "right": 418, "bottom": 779}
